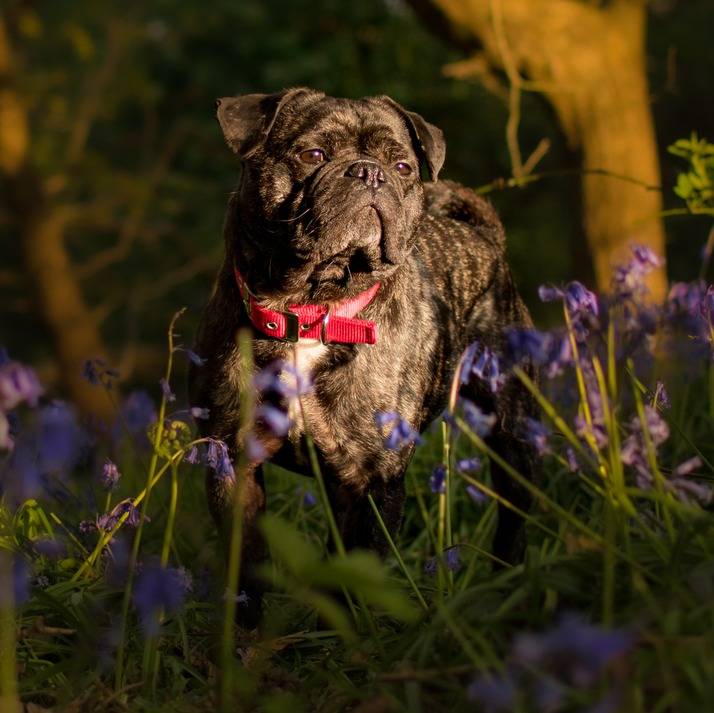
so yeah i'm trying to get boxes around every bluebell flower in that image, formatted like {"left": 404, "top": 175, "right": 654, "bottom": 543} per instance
{"left": 97, "top": 499, "right": 141, "bottom": 531}
{"left": 205, "top": 439, "right": 235, "bottom": 478}
{"left": 539, "top": 281, "right": 599, "bottom": 339}
{"left": 256, "top": 403, "right": 291, "bottom": 437}
{"left": 184, "top": 349, "right": 206, "bottom": 367}
{"left": 254, "top": 360, "right": 312, "bottom": 402}
{"left": 460, "top": 342, "right": 503, "bottom": 392}
{"left": 505, "top": 328, "right": 572, "bottom": 378}
{"left": 457, "top": 457, "right": 481, "bottom": 473}
{"left": 467, "top": 671, "right": 518, "bottom": 713}
{"left": 36, "top": 401, "right": 88, "bottom": 475}
{"left": 296, "top": 487, "right": 317, "bottom": 507}
{"left": 566, "top": 448, "right": 579, "bottom": 473}
{"left": 429, "top": 464, "right": 446, "bottom": 494}
{"left": 33, "top": 537, "right": 66, "bottom": 559}
{"left": 101, "top": 459, "right": 121, "bottom": 491}
{"left": 522, "top": 417, "right": 550, "bottom": 455}
{"left": 444, "top": 546, "right": 461, "bottom": 572}
{"left": 184, "top": 446, "right": 200, "bottom": 464}
{"left": 466, "top": 484, "right": 489, "bottom": 505}
{"left": 159, "top": 378, "right": 176, "bottom": 403}
{"left": 0, "top": 361, "right": 44, "bottom": 411}
{"left": 512, "top": 613, "right": 633, "bottom": 688}
{"left": 612, "top": 244, "right": 664, "bottom": 298}
{"left": 423, "top": 558, "right": 438, "bottom": 577}
{"left": 245, "top": 434, "right": 268, "bottom": 463}
{"left": 374, "top": 411, "right": 422, "bottom": 450}
{"left": 189, "top": 406, "right": 210, "bottom": 420}
{"left": 113, "top": 391, "right": 156, "bottom": 449}
{"left": 461, "top": 399, "right": 497, "bottom": 438}
{"left": 133, "top": 562, "right": 187, "bottom": 636}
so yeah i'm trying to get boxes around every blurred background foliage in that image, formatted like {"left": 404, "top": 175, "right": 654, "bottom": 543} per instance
{"left": 0, "top": 0, "right": 712, "bottom": 412}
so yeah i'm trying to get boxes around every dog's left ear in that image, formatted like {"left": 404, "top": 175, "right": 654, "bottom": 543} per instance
{"left": 216, "top": 87, "right": 321, "bottom": 157}
{"left": 375, "top": 96, "right": 446, "bottom": 181}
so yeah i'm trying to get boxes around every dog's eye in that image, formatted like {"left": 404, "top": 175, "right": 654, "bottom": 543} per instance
{"left": 395, "top": 162, "right": 413, "bottom": 177}
{"left": 298, "top": 148, "right": 327, "bottom": 165}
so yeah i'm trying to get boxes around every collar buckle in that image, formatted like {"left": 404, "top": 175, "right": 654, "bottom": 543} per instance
{"left": 278, "top": 310, "right": 300, "bottom": 343}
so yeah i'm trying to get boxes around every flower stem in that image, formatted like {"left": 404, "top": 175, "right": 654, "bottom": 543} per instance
{"left": 114, "top": 308, "right": 185, "bottom": 693}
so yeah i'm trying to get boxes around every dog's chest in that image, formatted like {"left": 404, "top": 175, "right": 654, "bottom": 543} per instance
{"left": 284, "top": 341, "right": 329, "bottom": 438}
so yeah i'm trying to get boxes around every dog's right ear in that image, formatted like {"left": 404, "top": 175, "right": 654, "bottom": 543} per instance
{"left": 216, "top": 87, "right": 320, "bottom": 157}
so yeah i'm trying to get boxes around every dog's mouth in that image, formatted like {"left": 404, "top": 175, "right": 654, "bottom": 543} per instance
{"left": 310, "top": 206, "right": 385, "bottom": 285}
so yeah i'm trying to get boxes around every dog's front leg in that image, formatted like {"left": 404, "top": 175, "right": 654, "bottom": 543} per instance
{"left": 326, "top": 476, "right": 406, "bottom": 556}
{"left": 207, "top": 461, "right": 267, "bottom": 629}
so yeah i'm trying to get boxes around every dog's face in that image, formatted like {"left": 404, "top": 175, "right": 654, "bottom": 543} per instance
{"left": 217, "top": 88, "right": 445, "bottom": 304}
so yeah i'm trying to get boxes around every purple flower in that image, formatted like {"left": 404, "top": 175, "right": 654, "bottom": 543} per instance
{"left": 539, "top": 282, "right": 599, "bottom": 339}
{"left": 33, "top": 537, "right": 66, "bottom": 559}
{"left": 245, "top": 434, "right": 268, "bottom": 463}
{"left": 467, "top": 671, "right": 518, "bottom": 713}
{"left": 98, "top": 499, "right": 141, "bottom": 531}
{"left": 296, "top": 487, "right": 317, "bottom": 507}
{"left": 374, "top": 411, "right": 422, "bottom": 451}
{"left": 423, "top": 558, "right": 438, "bottom": 577}
{"left": 457, "top": 457, "right": 482, "bottom": 473}
{"left": 206, "top": 439, "right": 235, "bottom": 478}
{"left": 444, "top": 546, "right": 461, "bottom": 572}
{"left": 461, "top": 343, "right": 503, "bottom": 392}
{"left": 461, "top": 399, "right": 497, "bottom": 438}
{"left": 113, "top": 391, "right": 156, "bottom": 449}
{"left": 566, "top": 448, "right": 579, "bottom": 473}
{"left": 133, "top": 562, "right": 187, "bottom": 636}
{"left": 256, "top": 403, "right": 291, "bottom": 437}
{"left": 159, "top": 378, "right": 176, "bottom": 403}
{"left": 466, "top": 484, "right": 489, "bottom": 505}
{"left": 505, "top": 328, "right": 572, "bottom": 378}
{"left": 254, "top": 360, "right": 312, "bottom": 402}
{"left": 185, "top": 349, "right": 206, "bottom": 367}
{"left": 429, "top": 464, "right": 446, "bottom": 494}
{"left": 189, "top": 406, "right": 210, "bottom": 420}
{"left": 612, "top": 245, "right": 664, "bottom": 298}
{"left": 512, "top": 613, "right": 633, "bottom": 688}
{"left": 184, "top": 446, "right": 200, "bottom": 464}
{"left": 0, "top": 361, "right": 43, "bottom": 411}
{"left": 36, "top": 401, "right": 88, "bottom": 474}
{"left": 652, "top": 381, "right": 671, "bottom": 410}
{"left": 522, "top": 417, "right": 550, "bottom": 455}
{"left": 101, "top": 459, "right": 121, "bottom": 491}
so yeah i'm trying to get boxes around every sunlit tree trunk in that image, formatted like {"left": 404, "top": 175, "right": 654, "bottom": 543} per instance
{"left": 1, "top": 17, "right": 112, "bottom": 420}
{"left": 409, "top": 0, "right": 667, "bottom": 300}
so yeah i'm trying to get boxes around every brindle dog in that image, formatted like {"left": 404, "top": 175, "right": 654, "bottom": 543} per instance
{"left": 190, "top": 88, "right": 535, "bottom": 626}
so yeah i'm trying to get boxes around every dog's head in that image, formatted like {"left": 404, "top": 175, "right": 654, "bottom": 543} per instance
{"left": 217, "top": 88, "right": 445, "bottom": 305}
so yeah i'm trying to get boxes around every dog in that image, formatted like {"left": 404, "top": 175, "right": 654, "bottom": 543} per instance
{"left": 190, "top": 88, "right": 535, "bottom": 626}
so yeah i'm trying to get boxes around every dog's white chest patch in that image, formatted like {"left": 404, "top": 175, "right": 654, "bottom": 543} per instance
{"left": 284, "top": 341, "right": 328, "bottom": 436}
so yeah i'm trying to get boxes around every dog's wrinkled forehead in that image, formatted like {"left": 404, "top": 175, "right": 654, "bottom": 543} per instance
{"left": 269, "top": 98, "right": 415, "bottom": 161}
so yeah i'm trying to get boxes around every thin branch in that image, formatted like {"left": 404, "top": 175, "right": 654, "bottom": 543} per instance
{"left": 66, "top": 21, "right": 125, "bottom": 165}
{"left": 76, "top": 122, "right": 190, "bottom": 278}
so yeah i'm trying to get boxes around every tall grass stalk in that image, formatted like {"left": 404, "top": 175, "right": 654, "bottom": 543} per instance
{"left": 114, "top": 308, "right": 185, "bottom": 692}
{"left": 366, "top": 493, "right": 428, "bottom": 612}
{"left": 219, "top": 328, "right": 253, "bottom": 713}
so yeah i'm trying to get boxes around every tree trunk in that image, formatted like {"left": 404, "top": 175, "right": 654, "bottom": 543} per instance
{"left": 410, "top": 0, "right": 667, "bottom": 300}
{"left": 1, "top": 17, "right": 112, "bottom": 420}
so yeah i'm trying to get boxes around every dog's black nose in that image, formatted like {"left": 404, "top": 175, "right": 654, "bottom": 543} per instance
{"left": 345, "top": 160, "right": 386, "bottom": 190}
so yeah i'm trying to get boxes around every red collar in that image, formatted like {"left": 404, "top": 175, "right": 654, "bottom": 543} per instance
{"left": 234, "top": 265, "right": 379, "bottom": 344}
